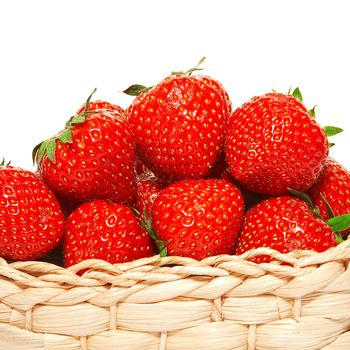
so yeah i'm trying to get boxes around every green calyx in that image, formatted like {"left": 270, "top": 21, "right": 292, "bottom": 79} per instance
{"left": 123, "top": 57, "right": 206, "bottom": 97}
{"left": 288, "top": 87, "right": 303, "bottom": 102}
{"left": 123, "top": 84, "right": 152, "bottom": 96}
{"left": 323, "top": 126, "right": 343, "bottom": 137}
{"left": 327, "top": 215, "right": 350, "bottom": 241}
{"left": 323, "top": 126, "right": 343, "bottom": 148}
{"left": 0, "top": 158, "right": 11, "bottom": 167}
{"left": 320, "top": 193, "right": 347, "bottom": 243}
{"left": 285, "top": 87, "right": 343, "bottom": 147}
{"left": 32, "top": 88, "right": 97, "bottom": 165}
{"left": 133, "top": 208, "right": 167, "bottom": 257}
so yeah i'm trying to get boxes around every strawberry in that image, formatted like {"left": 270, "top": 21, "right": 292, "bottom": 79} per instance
{"left": 308, "top": 158, "right": 350, "bottom": 234}
{"left": 34, "top": 90, "right": 137, "bottom": 205}
{"left": 234, "top": 196, "right": 338, "bottom": 264}
{"left": 0, "top": 163, "right": 65, "bottom": 261}
{"left": 126, "top": 59, "right": 232, "bottom": 181}
{"left": 76, "top": 100, "right": 125, "bottom": 118}
{"left": 151, "top": 179, "right": 244, "bottom": 260}
{"left": 64, "top": 200, "right": 155, "bottom": 267}
{"left": 225, "top": 92, "right": 329, "bottom": 196}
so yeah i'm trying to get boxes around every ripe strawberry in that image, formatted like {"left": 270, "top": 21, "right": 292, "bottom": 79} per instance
{"left": 34, "top": 90, "right": 137, "bottom": 205}
{"left": 64, "top": 200, "right": 155, "bottom": 267}
{"left": 76, "top": 100, "right": 125, "bottom": 118}
{"left": 152, "top": 179, "right": 244, "bottom": 260}
{"left": 225, "top": 92, "right": 329, "bottom": 196}
{"left": 126, "top": 61, "right": 232, "bottom": 181}
{"left": 308, "top": 158, "right": 350, "bottom": 234}
{"left": 234, "top": 196, "right": 338, "bottom": 264}
{"left": 0, "top": 164, "right": 65, "bottom": 261}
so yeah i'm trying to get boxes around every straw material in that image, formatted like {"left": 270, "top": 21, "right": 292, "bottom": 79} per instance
{"left": 1, "top": 239, "right": 350, "bottom": 350}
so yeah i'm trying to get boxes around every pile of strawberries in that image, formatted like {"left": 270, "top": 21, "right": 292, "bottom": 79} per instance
{"left": 1, "top": 59, "right": 350, "bottom": 267}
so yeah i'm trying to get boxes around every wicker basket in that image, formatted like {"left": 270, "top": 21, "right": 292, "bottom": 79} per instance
{"left": 1, "top": 239, "right": 350, "bottom": 350}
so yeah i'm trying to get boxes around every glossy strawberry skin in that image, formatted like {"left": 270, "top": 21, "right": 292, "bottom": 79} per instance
{"left": 234, "top": 196, "right": 337, "bottom": 264}
{"left": 0, "top": 166, "right": 65, "bottom": 261}
{"left": 38, "top": 111, "right": 137, "bottom": 205}
{"left": 152, "top": 179, "right": 244, "bottom": 260}
{"left": 76, "top": 100, "right": 125, "bottom": 118}
{"left": 127, "top": 74, "right": 232, "bottom": 181}
{"left": 308, "top": 158, "right": 350, "bottom": 234}
{"left": 64, "top": 200, "right": 155, "bottom": 267}
{"left": 226, "top": 93, "right": 329, "bottom": 196}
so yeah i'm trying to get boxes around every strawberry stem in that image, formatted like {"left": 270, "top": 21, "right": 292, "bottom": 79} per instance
{"left": 171, "top": 56, "right": 206, "bottom": 76}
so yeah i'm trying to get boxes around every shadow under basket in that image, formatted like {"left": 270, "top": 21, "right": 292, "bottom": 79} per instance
{"left": 1, "top": 240, "right": 350, "bottom": 350}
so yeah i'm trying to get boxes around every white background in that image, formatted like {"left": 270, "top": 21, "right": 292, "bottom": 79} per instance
{"left": 0, "top": 0, "right": 349, "bottom": 171}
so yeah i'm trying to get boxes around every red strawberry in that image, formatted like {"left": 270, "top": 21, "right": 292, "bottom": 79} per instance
{"left": 34, "top": 90, "right": 137, "bottom": 205}
{"left": 0, "top": 164, "right": 65, "bottom": 261}
{"left": 308, "top": 158, "right": 350, "bottom": 234}
{"left": 225, "top": 92, "right": 329, "bottom": 196}
{"left": 64, "top": 200, "right": 155, "bottom": 267}
{"left": 126, "top": 62, "right": 232, "bottom": 181}
{"left": 152, "top": 179, "right": 244, "bottom": 260}
{"left": 76, "top": 100, "right": 125, "bottom": 118}
{"left": 234, "top": 196, "right": 337, "bottom": 264}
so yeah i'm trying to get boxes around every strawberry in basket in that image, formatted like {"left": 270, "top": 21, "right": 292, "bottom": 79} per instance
{"left": 64, "top": 200, "right": 155, "bottom": 266}
{"left": 33, "top": 89, "right": 137, "bottom": 205}
{"left": 151, "top": 179, "right": 244, "bottom": 259}
{"left": 0, "top": 160, "right": 65, "bottom": 261}
{"left": 125, "top": 57, "right": 232, "bottom": 182}
{"left": 225, "top": 90, "right": 329, "bottom": 196}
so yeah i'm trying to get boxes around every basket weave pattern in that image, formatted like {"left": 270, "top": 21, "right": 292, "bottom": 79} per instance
{"left": 1, "top": 239, "right": 350, "bottom": 350}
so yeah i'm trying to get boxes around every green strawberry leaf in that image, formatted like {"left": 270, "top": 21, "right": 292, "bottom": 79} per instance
{"left": 46, "top": 139, "right": 57, "bottom": 163}
{"left": 291, "top": 87, "right": 303, "bottom": 102}
{"left": 123, "top": 84, "right": 152, "bottom": 96}
{"left": 327, "top": 214, "right": 350, "bottom": 232}
{"left": 139, "top": 210, "right": 168, "bottom": 257}
{"left": 0, "top": 158, "right": 5, "bottom": 166}
{"left": 323, "top": 126, "right": 344, "bottom": 137}
{"left": 309, "top": 105, "right": 317, "bottom": 119}
{"left": 37, "top": 139, "right": 50, "bottom": 165}
{"left": 70, "top": 114, "right": 87, "bottom": 125}
{"left": 329, "top": 142, "right": 335, "bottom": 148}
{"left": 58, "top": 128, "right": 73, "bottom": 143}
{"left": 320, "top": 193, "right": 335, "bottom": 219}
